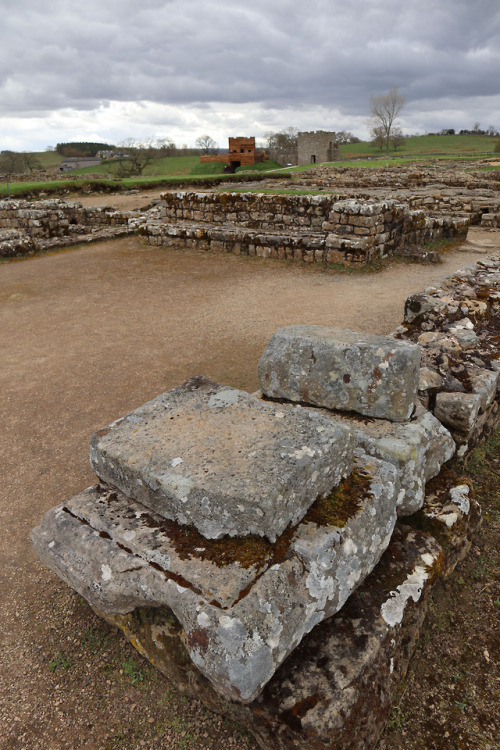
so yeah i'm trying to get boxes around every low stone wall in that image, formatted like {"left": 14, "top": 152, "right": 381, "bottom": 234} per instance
{"left": 140, "top": 193, "right": 468, "bottom": 266}
{"left": 158, "top": 191, "right": 335, "bottom": 230}
{"left": 293, "top": 164, "right": 500, "bottom": 224}
{"left": 481, "top": 212, "right": 500, "bottom": 228}
{"left": 0, "top": 199, "right": 133, "bottom": 257}
{"left": 398, "top": 253, "right": 500, "bottom": 454}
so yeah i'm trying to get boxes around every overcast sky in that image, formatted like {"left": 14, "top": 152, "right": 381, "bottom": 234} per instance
{"left": 1, "top": 0, "right": 499, "bottom": 151}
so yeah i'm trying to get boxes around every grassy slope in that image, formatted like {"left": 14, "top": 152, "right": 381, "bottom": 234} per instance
{"left": 35, "top": 151, "right": 64, "bottom": 168}
{"left": 339, "top": 134, "right": 497, "bottom": 159}
{"left": 70, "top": 155, "right": 201, "bottom": 177}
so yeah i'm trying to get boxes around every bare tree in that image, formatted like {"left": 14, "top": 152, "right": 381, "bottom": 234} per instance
{"left": 371, "top": 125, "right": 386, "bottom": 152}
{"left": 114, "top": 137, "right": 176, "bottom": 177}
{"left": 21, "top": 152, "right": 42, "bottom": 172}
{"left": 265, "top": 127, "right": 298, "bottom": 151}
{"left": 369, "top": 86, "right": 406, "bottom": 155}
{"left": 195, "top": 135, "right": 217, "bottom": 154}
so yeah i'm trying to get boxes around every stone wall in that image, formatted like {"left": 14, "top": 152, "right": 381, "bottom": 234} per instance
{"left": 293, "top": 163, "right": 500, "bottom": 224}
{"left": 139, "top": 192, "right": 468, "bottom": 266}
{"left": 398, "top": 253, "right": 500, "bottom": 455}
{"left": 0, "top": 199, "right": 133, "bottom": 257}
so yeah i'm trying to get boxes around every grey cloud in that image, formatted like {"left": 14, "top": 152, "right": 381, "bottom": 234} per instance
{"left": 0, "top": 0, "right": 499, "bottom": 129}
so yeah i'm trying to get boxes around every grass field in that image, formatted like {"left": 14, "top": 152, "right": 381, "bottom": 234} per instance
{"left": 71, "top": 155, "right": 201, "bottom": 177}
{"left": 339, "top": 134, "right": 498, "bottom": 159}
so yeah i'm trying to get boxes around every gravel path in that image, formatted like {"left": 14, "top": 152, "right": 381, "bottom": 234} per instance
{"left": 0, "top": 233, "right": 494, "bottom": 750}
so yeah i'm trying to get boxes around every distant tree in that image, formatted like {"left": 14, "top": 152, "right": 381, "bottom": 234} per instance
{"left": 265, "top": 127, "right": 298, "bottom": 151}
{"left": 155, "top": 137, "right": 176, "bottom": 157}
{"left": 369, "top": 86, "right": 406, "bottom": 155}
{"left": 486, "top": 125, "right": 499, "bottom": 137}
{"left": 439, "top": 128, "right": 455, "bottom": 136}
{"left": 0, "top": 150, "right": 22, "bottom": 173}
{"left": 195, "top": 135, "right": 217, "bottom": 154}
{"left": 390, "top": 128, "right": 405, "bottom": 151}
{"left": 56, "top": 141, "right": 114, "bottom": 157}
{"left": 114, "top": 138, "right": 156, "bottom": 177}
{"left": 21, "top": 152, "right": 42, "bottom": 172}
{"left": 336, "top": 130, "right": 360, "bottom": 144}
{"left": 371, "top": 125, "right": 386, "bottom": 152}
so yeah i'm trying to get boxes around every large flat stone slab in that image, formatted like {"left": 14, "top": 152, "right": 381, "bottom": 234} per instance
{"left": 257, "top": 325, "right": 421, "bottom": 422}
{"left": 90, "top": 472, "right": 481, "bottom": 749}
{"left": 90, "top": 377, "right": 353, "bottom": 541}
{"left": 31, "top": 452, "right": 399, "bottom": 703}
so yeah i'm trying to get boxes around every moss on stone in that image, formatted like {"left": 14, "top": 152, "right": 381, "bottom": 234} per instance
{"left": 137, "top": 468, "right": 373, "bottom": 570}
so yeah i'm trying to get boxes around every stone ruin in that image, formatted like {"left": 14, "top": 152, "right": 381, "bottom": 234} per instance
{"left": 138, "top": 191, "right": 468, "bottom": 267}
{"left": 0, "top": 199, "right": 132, "bottom": 258}
{"left": 1, "top": 180, "right": 470, "bottom": 268}
{"left": 31, "top": 252, "right": 499, "bottom": 749}
{"left": 293, "top": 162, "right": 500, "bottom": 227}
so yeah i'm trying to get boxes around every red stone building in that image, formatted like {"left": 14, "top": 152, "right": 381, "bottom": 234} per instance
{"left": 200, "top": 136, "right": 256, "bottom": 170}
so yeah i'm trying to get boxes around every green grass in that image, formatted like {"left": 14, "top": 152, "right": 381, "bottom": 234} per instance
{"left": 189, "top": 160, "right": 227, "bottom": 176}
{"left": 338, "top": 134, "right": 497, "bottom": 159}
{"left": 236, "top": 159, "right": 282, "bottom": 172}
{"left": 71, "top": 155, "right": 200, "bottom": 177}
{"left": 0, "top": 171, "right": 293, "bottom": 199}
{"left": 34, "top": 151, "right": 64, "bottom": 168}
{"left": 190, "top": 158, "right": 283, "bottom": 176}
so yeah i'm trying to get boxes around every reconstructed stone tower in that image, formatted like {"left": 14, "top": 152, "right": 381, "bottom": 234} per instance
{"left": 297, "top": 131, "right": 339, "bottom": 165}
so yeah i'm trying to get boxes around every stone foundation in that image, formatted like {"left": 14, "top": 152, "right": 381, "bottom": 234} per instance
{"left": 0, "top": 199, "right": 134, "bottom": 257}
{"left": 139, "top": 192, "right": 468, "bottom": 267}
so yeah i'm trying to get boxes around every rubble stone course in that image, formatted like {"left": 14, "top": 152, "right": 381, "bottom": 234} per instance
{"left": 399, "top": 252, "right": 500, "bottom": 453}
{"left": 0, "top": 199, "right": 135, "bottom": 257}
{"left": 139, "top": 191, "right": 468, "bottom": 267}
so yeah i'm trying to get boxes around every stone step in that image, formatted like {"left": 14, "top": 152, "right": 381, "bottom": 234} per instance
{"left": 31, "top": 451, "right": 399, "bottom": 704}
{"left": 89, "top": 476, "right": 480, "bottom": 750}
{"left": 90, "top": 376, "right": 353, "bottom": 542}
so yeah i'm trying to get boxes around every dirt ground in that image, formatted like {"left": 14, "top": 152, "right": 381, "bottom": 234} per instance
{"left": 0, "top": 229, "right": 498, "bottom": 750}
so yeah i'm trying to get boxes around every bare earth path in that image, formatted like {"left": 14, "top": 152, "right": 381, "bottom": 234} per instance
{"left": 0, "top": 235, "right": 494, "bottom": 750}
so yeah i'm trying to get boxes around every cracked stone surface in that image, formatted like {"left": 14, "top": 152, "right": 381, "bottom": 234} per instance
{"left": 257, "top": 325, "right": 421, "bottom": 422}
{"left": 31, "top": 452, "right": 398, "bottom": 703}
{"left": 89, "top": 376, "right": 353, "bottom": 542}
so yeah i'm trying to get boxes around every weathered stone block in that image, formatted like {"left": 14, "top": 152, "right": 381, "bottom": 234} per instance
{"left": 90, "top": 377, "right": 353, "bottom": 541}
{"left": 258, "top": 325, "right": 421, "bottom": 422}
{"left": 31, "top": 453, "right": 399, "bottom": 704}
{"left": 307, "top": 404, "right": 455, "bottom": 515}
{"left": 89, "top": 523, "right": 443, "bottom": 750}
{"left": 434, "top": 391, "right": 482, "bottom": 433}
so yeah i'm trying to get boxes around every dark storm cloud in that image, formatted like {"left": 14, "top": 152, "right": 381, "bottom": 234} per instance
{"left": 1, "top": 0, "right": 499, "bottom": 122}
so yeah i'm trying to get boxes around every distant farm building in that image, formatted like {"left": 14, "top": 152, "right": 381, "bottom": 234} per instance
{"left": 59, "top": 157, "right": 102, "bottom": 173}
